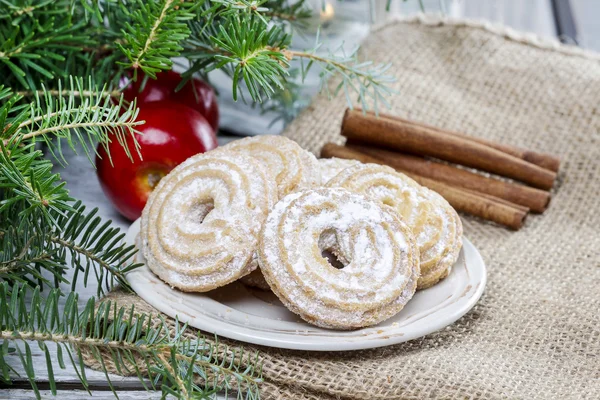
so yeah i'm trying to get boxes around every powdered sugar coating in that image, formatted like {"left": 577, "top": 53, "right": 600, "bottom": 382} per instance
{"left": 319, "top": 157, "right": 362, "bottom": 184}
{"left": 258, "top": 188, "right": 420, "bottom": 329}
{"left": 219, "top": 135, "right": 321, "bottom": 198}
{"left": 327, "top": 163, "right": 462, "bottom": 289}
{"left": 140, "top": 152, "right": 277, "bottom": 292}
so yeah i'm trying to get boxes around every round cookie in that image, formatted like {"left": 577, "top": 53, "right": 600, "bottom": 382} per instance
{"left": 258, "top": 188, "right": 420, "bottom": 330}
{"left": 239, "top": 154, "right": 361, "bottom": 292}
{"left": 327, "top": 163, "right": 462, "bottom": 289}
{"left": 219, "top": 135, "right": 320, "bottom": 198}
{"left": 141, "top": 152, "right": 277, "bottom": 292}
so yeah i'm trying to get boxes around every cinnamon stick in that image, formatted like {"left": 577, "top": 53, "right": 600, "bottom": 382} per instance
{"left": 349, "top": 144, "right": 551, "bottom": 213}
{"left": 410, "top": 177, "right": 528, "bottom": 230}
{"left": 460, "top": 187, "right": 530, "bottom": 214}
{"left": 321, "top": 143, "right": 528, "bottom": 230}
{"left": 359, "top": 110, "right": 560, "bottom": 172}
{"left": 341, "top": 109, "right": 557, "bottom": 190}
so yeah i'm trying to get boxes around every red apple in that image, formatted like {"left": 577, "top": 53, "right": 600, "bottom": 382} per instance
{"left": 96, "top": 101, "right": 218, "bottom": 221}
{"left": 121, "top": 71, "right": 219, "bottom": 131}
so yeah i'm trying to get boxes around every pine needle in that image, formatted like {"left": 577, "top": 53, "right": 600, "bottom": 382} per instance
{"left": 0, "top": 283, "right": 263, "bottom": 400}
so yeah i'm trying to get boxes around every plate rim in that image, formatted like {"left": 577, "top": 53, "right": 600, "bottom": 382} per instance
{"left": 126, "top": 219, "right": 486, "bottom": 351}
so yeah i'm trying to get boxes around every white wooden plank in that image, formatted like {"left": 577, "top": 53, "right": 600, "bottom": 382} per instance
{"left": 4, "top": 342, "right": 149, "bottom": 388}
{"left": 1, "top": 389, "right": 163, "bottom": 399}
{"left": 449, "top": 0, "right": 556, "bottom": 38}
{"left": 571, "top": 0, "right": 600, "bottom": 50}
{"left": 394, "top": 0, "right": 556, "bottom": 40}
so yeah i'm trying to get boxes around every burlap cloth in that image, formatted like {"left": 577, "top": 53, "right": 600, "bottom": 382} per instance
{"left": 85, "top": 16, "right": 600, "bottom": 399}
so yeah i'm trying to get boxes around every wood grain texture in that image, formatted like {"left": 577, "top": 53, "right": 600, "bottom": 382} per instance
{"left": 1, "top": 390, "right": 162, "bottom": 399}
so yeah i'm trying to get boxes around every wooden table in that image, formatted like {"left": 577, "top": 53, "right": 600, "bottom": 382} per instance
{"left": 1, "top": 1, "right": 567, "bottom": 398}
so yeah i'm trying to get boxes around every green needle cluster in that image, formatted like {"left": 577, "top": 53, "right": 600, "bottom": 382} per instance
{"left": 0, "top": 283, "right": 262, "bottom": 399}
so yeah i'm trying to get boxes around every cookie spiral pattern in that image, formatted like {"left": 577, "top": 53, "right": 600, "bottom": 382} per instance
{"left": 141, "top": 152, "right": 277, "bottom": 292}
{"left": 219, "top": 135, "right": 321, "bottom": 197}
{"left": 319, "top": 157, "right": 362, "bottom": 184}
{"left": 258, "top": 188, "right": 420, "bottom": 329}
{"left": 327, "top": 164, "right": 463, "bottom": 289}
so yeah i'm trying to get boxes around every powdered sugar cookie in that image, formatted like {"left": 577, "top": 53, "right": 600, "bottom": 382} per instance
{"left": 219, "top": 135, "right": 320, "bottom": 198}
{"left": 258, "top": 188, "right": 419, "bottom": 329}
{"left": 327, "top": 164, "right": 462, "bottom": 289}
{"left": 141, "top": 152, "right": 277, "bottom": 292}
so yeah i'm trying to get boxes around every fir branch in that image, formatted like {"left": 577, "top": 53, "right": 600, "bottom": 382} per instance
{"left": 0, "top": 4, "right": 95, "bottom": 90}
{"left": 0, "top": 1, "right": 57, "bottom": 20}
{"left": 0, "top": 200, "right": 141, "bottom": 295}
{"left": 0, "top": 214, "right": 67, "bottom": 289}
{"left": 287, "top": 37, "right": 396, "bottom": 112}
{"left": 263, "top": 0, "right": 311, "bottom": 25}
{"left": 15, "top": 88, "right": 121, "bottom": 99}
{"left": 0, "top": 141, "right": 73, "bottom": 226}
{"left": 0, "top": 283, "right": 262, "bottom": 399}
{"left": 203, "top": 0, "right": 310, "bottom": 25}
{"left": 117, "top": 0, "right": 198, "bottom": 79}
{"left": 205, "top": 15, "right": 291, "bottom": 101}
{"left": 2, "top": 76, "right": 143, "bottom": 166}
{"left": 184, "top": 0, "right": 309, "bottom": 84}
{"left": 186, "top": 22, "right": 394, "bottom": 110}
{"left": 209, "top": 0, "right": 270, "bottom": 22}
{"left": 49, "top": 201, "right": 141, "bottom": 295}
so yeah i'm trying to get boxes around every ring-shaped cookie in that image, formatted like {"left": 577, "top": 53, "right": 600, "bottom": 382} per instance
{"left": 258, "top": 188, "right": 419, "bottom": 329}
{"left": 141, "top": 152, "right": 277, "bottom": 292}
{"left": 327, "top": 163, "right": 463, "bottom": 289}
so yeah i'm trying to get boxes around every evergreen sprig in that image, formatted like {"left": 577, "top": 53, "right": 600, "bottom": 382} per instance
{"left": 0, "top": 199, "right": 141, "bottom": 295}
{"left": 3, "top": 77, "right": 143, "bottom": 166}
{"left": 184, "top": 6, "right": 395, "bottom": 108}
{"left": 2, "top": 0, "right": 395, "bottom": 112}
{"left": 0, "top": 18, "right": 92, "bottom": 89}
{"left": 263, "top": 0, "right": 311, "bottom": 26}
{"left": 0, "top": 77, "right": 142, "bottom": 229}
{"left": 0, "top": 283, "right": 262, "bottom": 400}
{"left": 290, "top": 34, "right": 396, "bottom": 112}
{"left": 0, "top": 202, "right": 68, "bottom": 290}
{"left": 0, "top": 140, "right": 72, "bottom": 226}
{"left": 0, "top": 77, "right": 143, "bottom": 295}
{"left": 117, "top": 0, "right": 199, "bottom": 79}
{"left": 210, "top": 15, "right": 291, "bottom": 101}
{"left": 0, "top": 1, "right": 105, "bottom": 91}
{"left": 208, "top": 0, "right": 271, "bottom": 23}
{"left": 47, "top": 201, "right": 142, "bottom": 295}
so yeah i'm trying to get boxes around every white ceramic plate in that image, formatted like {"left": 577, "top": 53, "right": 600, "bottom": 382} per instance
{"left": 125, "top": 219, "right": 486, "bottom": 351}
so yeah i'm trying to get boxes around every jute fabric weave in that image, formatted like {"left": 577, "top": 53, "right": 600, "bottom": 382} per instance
{"left": 84, "top": 16, "right": 600, "bottom": 399}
